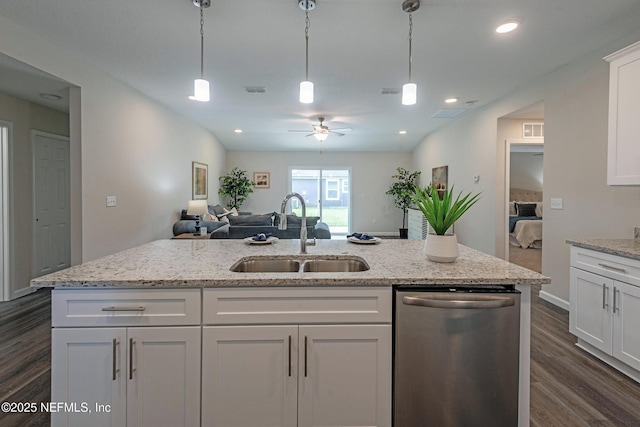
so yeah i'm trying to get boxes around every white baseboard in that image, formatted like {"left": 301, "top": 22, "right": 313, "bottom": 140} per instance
{"left": 539, "top": 289, "right": 570, "bottom": 311}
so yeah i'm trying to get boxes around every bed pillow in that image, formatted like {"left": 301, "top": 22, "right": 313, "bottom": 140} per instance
{"left": 535, "top": 202, "right": 543, "bottom": 217}
{"left": 508, "top": 202, "right": 516, "bottom": 216}
{"left": 516, "top": 203, "right": 537, "bottom": 217}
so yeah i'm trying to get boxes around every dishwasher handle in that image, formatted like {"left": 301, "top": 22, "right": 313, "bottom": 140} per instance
{"left": 402, "top": 294, "right": 516, "bottom": 309}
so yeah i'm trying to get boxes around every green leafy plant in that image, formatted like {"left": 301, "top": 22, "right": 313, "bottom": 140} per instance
{"left": 218, "top": 167, "right": 254, "bottom": 210}
{"left": 386, "top": 167, "right": 421, "bottom": 230}
{"left": 413, "top": 185, "right": 481, "bottom": 235}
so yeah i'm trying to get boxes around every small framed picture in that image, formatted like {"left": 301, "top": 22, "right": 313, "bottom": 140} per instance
{"left": 192, "top": 161, "right": 208, "bottom": 199}
{"left": 254, "top": 172, "right": 270, "bottom": 189}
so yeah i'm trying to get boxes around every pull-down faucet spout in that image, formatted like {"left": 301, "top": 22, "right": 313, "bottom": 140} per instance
{"left": 279, "top": 192, "right": 316, "bottom": 254}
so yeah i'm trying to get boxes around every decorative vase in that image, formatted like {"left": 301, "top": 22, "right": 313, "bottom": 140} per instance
{"left": 424, "top": 233, "right": 459, "bottom": 262}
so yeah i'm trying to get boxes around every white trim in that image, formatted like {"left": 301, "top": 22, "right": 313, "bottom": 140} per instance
{"left": 325, "top": 178, "right": 339, "bottom": 200}
{"left": 539, "top": 289, "right": 570, "bottom": 311}
{"left": 0, "top": 121, "right": 10, "bottom": 301}
{"left": 576, "top": 339, "right": 640, "bottom": 383}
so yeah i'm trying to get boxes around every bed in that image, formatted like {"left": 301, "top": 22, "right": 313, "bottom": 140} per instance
{"left": 509, "top": 189, "right": 543, "bottom": 249}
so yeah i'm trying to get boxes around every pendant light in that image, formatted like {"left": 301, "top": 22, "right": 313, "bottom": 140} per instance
{"left": 299, "top": 0, "right": 316, "bottom": 104}
{"left": 189, "top": 0, "right": 210, "bottom": 102}
{"left": 402, "top": 0, "right": 420, "bottom": 106}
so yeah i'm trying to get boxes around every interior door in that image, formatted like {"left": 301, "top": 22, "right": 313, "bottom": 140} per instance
{"left": 32, "top": 131, "right": 70, "bottom": 277}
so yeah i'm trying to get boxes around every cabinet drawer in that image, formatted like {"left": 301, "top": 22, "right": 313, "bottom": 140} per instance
{"left": 52, "top": 288, "right": 201, "bottom": 327}
{"left": 203, "top": 287, "right": 392, "bottom": 325}
{"left": 571, "top": 246, "right": 640, "bottom": 287}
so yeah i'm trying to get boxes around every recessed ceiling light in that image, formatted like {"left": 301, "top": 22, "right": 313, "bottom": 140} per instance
{"left": 445, "top": 97, "right": 458, "bottom": 104}
{"left": 234, "top": 129, "right": 243, "bottom": 133}
{"left": 496, "top": 20, "right": 519, "bottom": 34}
{"left": 399, "top": 130, "right": 407, "bottom": 135}
{"left": 39, "top": 93, "right": 62, "bottom": 101}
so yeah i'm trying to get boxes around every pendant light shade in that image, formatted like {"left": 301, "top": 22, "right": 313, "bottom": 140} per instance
{"left": 402, "top": 83, "right": 417, "bottom": 106}
{"left": 300, "top": 80, "right": 314, "bottom": 104}
{"left": 192, "top": 78, "right": 210, "bottom": 102}
{"left": 189, "top": 0, "right": 210, "bottom": 102}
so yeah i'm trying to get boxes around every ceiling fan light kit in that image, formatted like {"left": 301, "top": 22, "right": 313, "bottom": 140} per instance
{"left": 189, "top": 0, "right": 211, "bottom": 102}
{"left": 401, "top": 0, "right": 420, "bottom": 106}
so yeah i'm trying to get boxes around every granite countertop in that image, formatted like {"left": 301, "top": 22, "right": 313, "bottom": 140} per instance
{"left": 566, "top": 238, "right": 640, "bottom": 261}
{"left": 31, "top": 238, "right": 549, "bottom": 288}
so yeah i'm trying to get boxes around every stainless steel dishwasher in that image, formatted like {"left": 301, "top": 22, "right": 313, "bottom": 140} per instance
{"left": 394, "top": 285, "right": 521, "bottom": 427}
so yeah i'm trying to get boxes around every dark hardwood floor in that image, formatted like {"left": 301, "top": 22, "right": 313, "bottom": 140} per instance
{"left": 1, "top": 284, "right": 640, "bottom": 426}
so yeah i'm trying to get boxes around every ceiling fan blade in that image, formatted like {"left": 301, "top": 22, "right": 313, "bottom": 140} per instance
{"left": 289, "top": 130, "right": 311, "bottom": 133}
{"left": 330, "top": 127, "right": 352, "bottom": 132}
{"left": 330, "top": 131, "right": 346, "bottom": 136}
{"left": 305, "top": 133, "right": 315, "bottom": 137}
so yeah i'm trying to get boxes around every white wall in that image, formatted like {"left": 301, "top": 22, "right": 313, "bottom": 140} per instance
{"left": 225, "top": 151, "right": 413, "bottom": 235}
{"left": 0, "top": 92, "right": 69, "bottom": 298}
{"left": 510, "top": 153, "right": 543, "bottom": 191}
{"left": 413, "top": 31, "right": 640, "bottom": 303}
{"left": 0, "top": 14, "right": 226, "bottom": 263}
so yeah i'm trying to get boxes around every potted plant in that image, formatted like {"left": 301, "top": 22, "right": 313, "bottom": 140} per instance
{"left": 386, "top": 167, "right": 421, "bottom": 239}
{"left": 218, "top": 167, "right": 254, "bottom": 210}
{"left": 412, "top": 185, "right": 481, "bottom": 262}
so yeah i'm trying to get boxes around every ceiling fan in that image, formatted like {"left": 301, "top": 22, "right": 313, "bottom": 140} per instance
{"left": 289, "top": 117, "right": 352, "bottom": 141}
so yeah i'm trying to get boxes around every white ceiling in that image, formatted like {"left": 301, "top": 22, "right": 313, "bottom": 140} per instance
{"left": 0, "top": 0, "right": 639, "bottom": 152}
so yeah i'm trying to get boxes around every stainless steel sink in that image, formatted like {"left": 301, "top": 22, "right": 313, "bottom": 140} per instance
{"left": 230, "top": 258, "right": 301, "bottom": 273}
{"left": 230, "top": 256, "right": 370, "bottom": 273}
{"left": 302, "top": 258, "right": 370, "bottom": 272}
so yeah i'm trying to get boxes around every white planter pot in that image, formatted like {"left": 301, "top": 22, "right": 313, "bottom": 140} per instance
{"left": 424, "top": 233, "right": 459, "bottom": 263}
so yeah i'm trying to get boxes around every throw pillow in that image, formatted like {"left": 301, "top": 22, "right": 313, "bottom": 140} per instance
{"left": 210, "top": 204, "right": 225, "bottom": 216}
{"left": 203, "top": 212, "right": 218, "bottom": 222}
{"left": 180, "top": 209, "right": 198, "bottom": 220}
{"left": 516, "top": 203, "right": 537, "bottom": 217}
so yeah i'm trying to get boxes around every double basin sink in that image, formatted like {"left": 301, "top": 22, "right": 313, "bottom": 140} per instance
{"left": 230, "top": 255, "right": 370, "bottom": 273}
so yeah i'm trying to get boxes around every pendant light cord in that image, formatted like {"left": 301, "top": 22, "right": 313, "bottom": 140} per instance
{"left": 305, "top": 4, "right": 310, "bottom": 81}
{"left": 200, "top": 3, "right": 205, "bottom": 79}
{"left": 408, "top": 12, "right": 413, "bottom": 82}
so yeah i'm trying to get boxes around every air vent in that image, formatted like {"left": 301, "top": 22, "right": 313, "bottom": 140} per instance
{"left": 431, "top": 109, "right": 467, "bottom": 119}
{"left": 380, "top": 88, "right": 401, "bottom": 95}
{"left": 243, "top": 86, "right": 266, "bottom": 94}
{"left": 523, "top": 123, "right": 544, "bottom": 138}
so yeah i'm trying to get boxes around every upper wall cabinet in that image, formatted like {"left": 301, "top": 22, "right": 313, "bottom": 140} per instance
{"left": 605, "top": 41, "right": 640, "bottom": 186}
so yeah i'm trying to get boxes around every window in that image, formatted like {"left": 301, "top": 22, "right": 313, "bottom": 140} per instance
{"left": 342, "top": 179, "right": 349, "bottom": 193}
{"left": 326, "top": 179, "right": 339, "bottom": 200}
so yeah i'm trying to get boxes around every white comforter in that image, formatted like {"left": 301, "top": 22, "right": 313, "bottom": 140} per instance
{"left": 510, "top": 219, "right": 542, "bottom": 249}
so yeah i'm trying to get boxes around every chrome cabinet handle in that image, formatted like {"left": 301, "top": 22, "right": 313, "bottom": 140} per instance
{"left": 112, "top": 339, "right": 119, "bottom": 381}
{"left": 102, "top": 306, "right": 146, "bottom": 312}
{"left": 304, "top": 336, "right": 308, "bottom": 378}
{"left": 402, "top": 295, "right": 515, "bottom": 309}
{"left": 598, "top": 263, "right": 627, "bottom": 274}
{"left": 129, "top": 338, "right": 136, "bottom": 380}
{"left": 603, "top": 284, "right": 608, "bottom": 310}
{"left": 613, "top": 287, "right": 620, "bottom": 314}
{"left": 288, "top": 335, "right": 292, "bottom": 377}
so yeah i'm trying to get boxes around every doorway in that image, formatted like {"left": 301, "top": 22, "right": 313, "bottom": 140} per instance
{"left": 289, "top": 168, "right": 351, "bottom": 235}
{"left": 505, "top": 139, "right": 544, "bottom": 273}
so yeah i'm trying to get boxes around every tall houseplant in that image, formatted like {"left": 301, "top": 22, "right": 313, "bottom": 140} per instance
{"left": 218, "top": 167, "right": 254, "bottom": 210}
{"left": 386, "top": 167, "right": 421, "bottom": 238}
{"left": 413, "top": 185, "right": 481, "bottom": 262}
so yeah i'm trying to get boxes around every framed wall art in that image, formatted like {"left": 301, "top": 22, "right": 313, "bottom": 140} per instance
{"left": 253, "top": 172, "right": 270, "bottom": 189}
{"left": 432, "top": 165, "right": 448, "bottom": 198}
{"left": 192, "top": 161, "right": 208, "bottom": 199}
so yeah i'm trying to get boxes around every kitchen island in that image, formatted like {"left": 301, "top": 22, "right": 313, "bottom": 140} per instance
{"left": 32, "top": 238, "right": 549, "bottom": 427}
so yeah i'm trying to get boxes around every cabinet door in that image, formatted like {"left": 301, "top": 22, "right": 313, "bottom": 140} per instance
{"left": 202, "top": 325, "right": 298, "bottom": 427}
{"left": 606, "top": 42, "right": 640, "bottom": 185}
{"left": 51, "top": 328, "right": 127, "bottom": 427}
{"left": 298, "top": 325, "right": 391, "bottom": 427}
{"left": 613, "top": 281, "right": 640, "bottom": 371}
{"left": 570, "top": 268, "right": 613, "bottom": 353}
{"left": 126, "top": 327, "right": 201, "bottom": 427}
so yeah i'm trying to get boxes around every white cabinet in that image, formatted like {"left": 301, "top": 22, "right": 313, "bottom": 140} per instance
{"left": 51, "top": 289, "right": 202, "bottom": 427}
{"left": 605, "top": 41, "right": 640, "bottom": 185}
{"left": 201, "top": 287, "right": 392, "bottom": 427}
{"left": 570, "top": 246, "right": 640, "bottom": 380}
{"left": 407, "top": 208, "right": 428, "bottom": 240}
